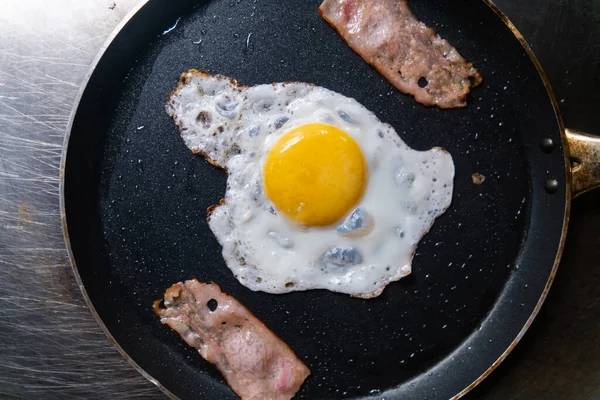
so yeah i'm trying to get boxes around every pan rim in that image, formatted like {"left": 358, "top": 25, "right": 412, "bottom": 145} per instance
{"left": 57, "top": 1, "right": 178, "bottom": 398}
{"left": 58, "top": 1, "right": 571, "bottom": 399}
{"left": 451, "top": 1, "right": 571, "bottom": 397}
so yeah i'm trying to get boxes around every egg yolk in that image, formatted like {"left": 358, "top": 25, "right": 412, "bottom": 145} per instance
{"left": 263, "top": 123, "right": 367, "bottom": 226}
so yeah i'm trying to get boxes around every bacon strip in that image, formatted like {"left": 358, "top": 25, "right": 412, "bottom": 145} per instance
{"left": 153, "top": 280, "right": 310, "bottom": 400}
{"left": 319, "top": 0, "right": 482, "bottom": 108}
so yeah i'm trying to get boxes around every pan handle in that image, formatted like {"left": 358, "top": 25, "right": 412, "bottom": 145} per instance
{"left": 566, "top": 129, "right": 600, "bottom": 198}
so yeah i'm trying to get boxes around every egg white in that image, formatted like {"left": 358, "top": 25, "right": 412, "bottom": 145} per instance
{"left": 166, "top": 70, "right": 454, "bottom": 298}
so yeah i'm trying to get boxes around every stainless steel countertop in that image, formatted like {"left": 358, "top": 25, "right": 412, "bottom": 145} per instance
{"left": 1, "top": 1, "right": 598, "bottom": 399}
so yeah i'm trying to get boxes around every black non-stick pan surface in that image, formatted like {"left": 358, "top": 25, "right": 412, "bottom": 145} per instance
{"left": 62, "top": 0, "right": 569, "bottom": 398}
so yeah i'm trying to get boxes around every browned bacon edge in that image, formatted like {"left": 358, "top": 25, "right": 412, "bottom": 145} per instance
{"left": 319, "top": 0, "right": 482, "bottom": 108}
{"left": 153, "top": 279, "right": 310, "bottom": 400}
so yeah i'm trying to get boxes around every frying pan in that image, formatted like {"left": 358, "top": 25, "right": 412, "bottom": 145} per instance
{"left": 59, "top": 0, "right": 600, "bottom": 398}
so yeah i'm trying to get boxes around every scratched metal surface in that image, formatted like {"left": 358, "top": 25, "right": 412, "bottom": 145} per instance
{"left": 0, "top": 1, "right": 598, "bottom": 399}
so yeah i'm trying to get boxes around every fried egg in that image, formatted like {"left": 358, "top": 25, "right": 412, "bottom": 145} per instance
{"left": 166, "top": 70, "right": 454, "bottom": 298}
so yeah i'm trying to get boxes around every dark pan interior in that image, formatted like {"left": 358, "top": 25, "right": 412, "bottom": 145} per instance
{"left": 64, "top": 0, "right": 568, "bottom": 398}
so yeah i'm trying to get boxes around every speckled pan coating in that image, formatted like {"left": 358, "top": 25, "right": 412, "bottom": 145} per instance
{"left": 63, "top": 0, "right": 567, "bottom": 399}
